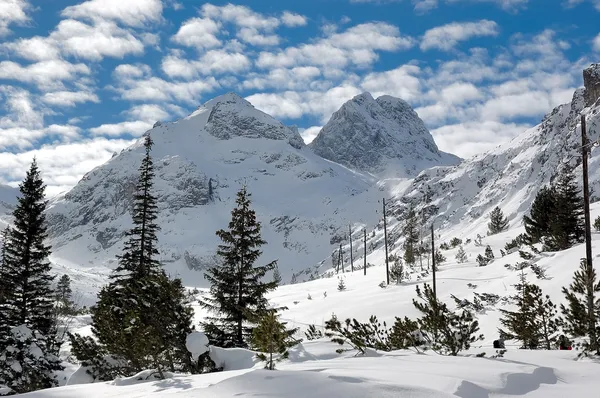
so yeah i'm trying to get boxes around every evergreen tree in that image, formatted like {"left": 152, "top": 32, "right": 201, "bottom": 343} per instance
{"left": 485, "top": 245, "right": 494, "bottom": 260}
{"left": 388, "top": 255, "right": 404, "bottom": 284}
{"left": 201, "top": 186, "right": 277, "bottom": 348}
{"left": 594, "top": 216, "right": 600, "bottom": 232}
{"left": 272, "top": 267, "right": 282, "bottom": 285}
{"left": 548, "top": 168, "right": 584, "bottom": 250}
{"left": 487, "top": 207, "right": 509, "bottom": 235}
{"left": 251, "top": 308, "right": 299, "bottom": 370}
{"left": 499, "top": 271, "right": 538, "bottom": 349}
{"left": 55, "top": 274, "right": 75, "bottom": 316}
{"left": 402, "top": 207, "right": 419, "bottom": 266}
{"left": 0, "top": 159, "right": 63, "bottom": 393}
{"left": 455, "top": 246, "right": 467, "bottom": 263}
{"left": 337, "top": 277, "right": 347, "bottom": 291}
{"left": 560, "top": 259, "right": 600, "bottom": 354}
{"left": 523, "top": 186, "right": 555, "bottom": 244}
{"left": 70, "top": 136, "right": 196, "bottom": 378}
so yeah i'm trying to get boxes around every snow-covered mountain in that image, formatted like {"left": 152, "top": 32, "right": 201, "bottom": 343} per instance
{"left": 310, "top": 93, "right": 461, "bottom": 177}
{"left": 44, "top": 93, "right": 388, "bottom": 285}
{"left": 0, "top": 184, "right": 17, "bottom": 230}
{"left": 380, "top": 64, "right": 600, "bottom": 243}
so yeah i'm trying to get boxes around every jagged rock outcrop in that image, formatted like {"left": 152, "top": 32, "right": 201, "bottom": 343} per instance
{"left": 584, "top": 63, "right": 600, "bottom": 106}
{"left": 309, "top": 93, "right": 461, "bottom": 177}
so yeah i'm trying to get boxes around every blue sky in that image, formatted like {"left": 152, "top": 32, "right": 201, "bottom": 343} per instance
{"left": 0, "top": 0, "right": 599, "bottom": 195}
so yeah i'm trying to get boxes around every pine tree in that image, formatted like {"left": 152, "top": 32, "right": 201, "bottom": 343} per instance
{"left": 594, "top": 216, "right": 600, "bottom": 232}
{"left": 337, "top": 277, "right": 347, "bottom": 291}
{"left": 70, "top": 136, "right": 196, "bottom": 378}
{"left": 560, "top": 259, "right": 600, "bottom": 354}
{"left": 402, "top": 207, "right": 419, "bottom": 266}
{"left": 523, "top": 186, "right": 555, "bottom": 244}
{"left": 55, "top": 274, "right": 75, "bottom": 316}
{"left": 0, "top": 159, "right": 63, "bottom": 393}
{"left": 272, "top": 267, "right": 282, "bottom": 285}
{"left": 388, "top": 255, "right": 404, "bottom": 284}
{"left": 487, "top": 207, "right": 509, "bottom": 235}
{"left": 485, "top": 245, "right": 494, "bottom": 260}
{"left": 201, "top": 186, "right": 278, "bottom": 348}
{"left": 528, "top": 284, "right": 559, "bottom": 350}
{"left": 251, "top": 308, "right": 299, "bottom": 370}
{"left": 455, "top": 246, "right": 467, "bottom": 263}
{"left": 549, "top": 168, "right": 584, "bottom": 250}
{"left": 499, "top": 271, "right": 539, "bottom": 349}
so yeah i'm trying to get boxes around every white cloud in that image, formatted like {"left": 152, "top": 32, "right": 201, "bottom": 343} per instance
{"left": 113, "top": 63, "right": 152, "bottom": 79}
{"left": 0, "top": 87, "right": 42, "bottom": 129}
{"left": 413, "top": 0, "right": 439, "bottom": 12}
{"left": 201, "top": 3, "right": 279, "bottom": 30}
{"left": 593, "top": 33, "right": 600, "bottom": 52}
{"left": 41, "top": 91, "right": 100, "bottom": 107}
{"left": 299, "top": 126, "right": 322, "bottom": 144}
{"left": 281, "top": 12, "right": 307, "bottom": 27}
{"left": 361, "top": 65, "right": 422, "bottom": 100}
{"left": 171, "top": 17, "right": 221, "bottom": 49}
{"left": 242, "top": 66, "right": 322, "bottom": 91}
{"left": 0, "top": 0, "right": 31, "bottom": 37}
{"left": 237, "top": 27, "right": 280, "bottom": 46}
{"left": 439, "top": 82, "right": 482, "bottom": 104}
{"left": 257, "top": 22, "right": 413, "bottom": 69}
{"left": 1, "top": 36, "right": 59, "bottom": 61}
{"left": 161, "top": 50, "right": 251, "bottom": 79}
{"left": 421, "top": 20, "right": 499, "bottom": 51}
{"left": 89, "top": 120, "right": 153, "bottom": 137}
{"left": 0, "top": 138, "right": 134, "bottom": 196}
{"left": 0, "top": 59, "right": 90, "bottom": 91}
{"left": 52, "top": 19, "right": 145, "bottom": 61}
{"left": 431, "top": 120, "right": 530, "bottom": 158}
{"left": 61, "top": 0, "right": 163, "bottom": 27}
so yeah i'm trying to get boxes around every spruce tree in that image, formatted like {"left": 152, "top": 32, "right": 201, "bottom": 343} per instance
{"left": 455, "top": 246, "right": 467, "bottom": 263}
{"left": 0, "top": 159, "right": 63, "bottom": 393}
{"left": 560, "top": 259, "right": 600, "bottom": 354}
{"left": 523, "top": 186, "right": 555, "bottom": 244}
{"left": 402, "top": 207, "right": 419, "bottom": 266}
{"left": 201, "top": 186, "right": 277, "bottom": 348}
{"left": 487, "top": 207, "right": 508, "bottom": 235}
{"left": 55, "top": 274, "right": 75, "bottom": 316}
{"left": 70, "top": 135, "right": 196, "bottom": 378}
{"left": 251, "top": 308, "right": 299, "bottom": 370}
{"left": 499, "top": 272, "right": 539, "bottom": 349}
{"left": 485, "top": 245, "right": 494, "bottom": 260}
{"left": 548, "top": 168, "right": 584, "bottom": 250}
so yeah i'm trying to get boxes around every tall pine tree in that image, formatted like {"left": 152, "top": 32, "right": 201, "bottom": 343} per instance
{"left": 548, "top": 168, "right": 584, "bottom": 251}
{"left": 201, "top": 186, "right": 278, "bottom": 348}
{"left": 523, "top": 186, "right": 555, "bottom": 245}
{"left": 70, "top": 135, "right": 196, "bottom": 379}
{"left": 0, "top": 159, "right": 63, "bottom": 394}
{"left": 487, "top": 206, "right": 508, "bottom": 235}
{"left": 402, "top": 207, "right": 419, "bottom": 266}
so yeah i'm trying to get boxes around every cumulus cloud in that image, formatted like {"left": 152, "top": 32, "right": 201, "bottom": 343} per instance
{"left": 595, "top": 33, "right": 600, "bottom": 52}
{"left": 281, "top": 12, "right": 307, "bottom": 27}
{"left": 0, "top": 138, "right": 134, "bottom": 196}
{"left": 41, "top": 91, "right": 100, "bottom": 107}
{"left": 172, "top": 17, "right": 221, "bottom": 49}
{"left": 0, "top": 59, "right": 90, "bottom": 91}
{"left": 61, "top": 0, "right": 163, "bottom": 27}
{"left": 299, "top": 126, "right": 322, "bottom": 144}
{"left": 421, "top": 20, "right": 499, "bottom": 51}
{"left": 0, "top": 0, "right": 31, "bottom": 37}
{"left": 161, "top": 50, "right": 251, "bottom": 79}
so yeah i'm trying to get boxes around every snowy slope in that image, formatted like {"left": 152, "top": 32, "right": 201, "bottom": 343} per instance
{"left": 29, "top": 202, "right": 600, "bottom": 397}
{"left": 310, "top": 92, "right": 461, "bottom": 177}
{"left": 44, "top": 93, "right": 382, "bottom": 287}
{"left": 378, "top": 64, "right": 600, "bottom": 245}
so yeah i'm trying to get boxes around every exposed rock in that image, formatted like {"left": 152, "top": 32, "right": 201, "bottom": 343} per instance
{"left": 583, "top": 63, "right": 600, "bottom": 106}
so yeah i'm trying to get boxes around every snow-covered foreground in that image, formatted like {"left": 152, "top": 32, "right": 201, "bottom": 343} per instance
{"left": 23, "top": 341, "right": 599, "bottom": 397}
{"left": 34, "top": 205, "right": 600, "bottom": 397}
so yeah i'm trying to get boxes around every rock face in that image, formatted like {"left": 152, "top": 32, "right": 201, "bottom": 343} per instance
{"left": 309, "top": 93, "right": 461, "bottom": 177}
{"left": 44, "top": 93, "right": 376, "bottom": 285}
{"left": 584, "top": 63, "right": 600, "bottom": 106}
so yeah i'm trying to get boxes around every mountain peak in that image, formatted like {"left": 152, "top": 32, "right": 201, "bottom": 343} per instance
{"left": 309, "top": 93, "right": 460, "bottom": 176}
{"left": 202, "top": 92, "right": 251, "bottom": 109}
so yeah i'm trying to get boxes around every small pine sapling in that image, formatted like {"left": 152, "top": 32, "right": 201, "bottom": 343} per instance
{"left": 455, "top": 246, "right": 468, "bottom": 263}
